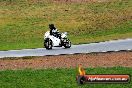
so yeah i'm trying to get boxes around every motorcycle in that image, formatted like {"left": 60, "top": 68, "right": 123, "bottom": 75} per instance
{"left": 44, "top": 31, "right": 71, "bottom": 50}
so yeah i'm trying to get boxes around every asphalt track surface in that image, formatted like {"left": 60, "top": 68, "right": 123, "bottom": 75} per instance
{"left": 0, "top": 38, "right": 132, "bottom": 58}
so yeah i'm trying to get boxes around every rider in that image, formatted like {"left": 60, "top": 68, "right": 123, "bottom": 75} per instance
{"left": 49, "top": 24, "right": 61, "bottom": 39}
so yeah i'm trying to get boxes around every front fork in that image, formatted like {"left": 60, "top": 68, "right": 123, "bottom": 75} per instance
{"left": 61, "top": 38, "right": 68, "bottom": 45}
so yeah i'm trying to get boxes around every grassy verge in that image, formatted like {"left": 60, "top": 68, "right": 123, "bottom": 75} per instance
{"left": 0, "top": 0, "right": 132, "bottom": 50}
{"left": 0, "top": 67, "right": 132, "bottom": 88}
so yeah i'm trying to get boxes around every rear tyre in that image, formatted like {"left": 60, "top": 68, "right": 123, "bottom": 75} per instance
{"left": 44, "top": 38, "right": 52, "bottom": 50}
{"left": 63, "top": 39, "right": 71, "bottom": 48}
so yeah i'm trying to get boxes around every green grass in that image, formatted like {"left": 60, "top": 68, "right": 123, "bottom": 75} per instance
{"left": 0, "top": 0, "right": 132, "bottom": 50}
{"left": 0, "top": 67, "right": 132, "bottom": 88}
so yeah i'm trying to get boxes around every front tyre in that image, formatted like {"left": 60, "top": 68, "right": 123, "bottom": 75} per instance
{"left": 44, "top": 38, "right": 52, "bottom": 50}
{"left": 63, "top": 39, "right": 71, "bottom": 48}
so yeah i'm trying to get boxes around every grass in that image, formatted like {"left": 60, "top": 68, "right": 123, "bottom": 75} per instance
{"left": 0, "top": 0, "right": 132, "bottom": 50}
{"left": 0, "top": 67, "right": 132, "bottom": 88}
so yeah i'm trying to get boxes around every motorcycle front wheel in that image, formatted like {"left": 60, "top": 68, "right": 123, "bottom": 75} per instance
{"left": 63, "top": 38, "right": 71, "bottom": 48}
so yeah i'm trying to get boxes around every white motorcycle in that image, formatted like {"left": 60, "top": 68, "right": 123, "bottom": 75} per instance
{"left": 44, "top": 31, "right": 71, "bottom": 50}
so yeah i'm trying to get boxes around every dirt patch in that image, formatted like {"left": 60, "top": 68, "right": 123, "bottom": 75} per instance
{"left": 0, "top": 51, "right": 132, "bottom": 70}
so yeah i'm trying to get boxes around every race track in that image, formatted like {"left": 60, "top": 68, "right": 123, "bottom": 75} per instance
{"left": 0, "top": 38, "right": 132, "bottom": 58}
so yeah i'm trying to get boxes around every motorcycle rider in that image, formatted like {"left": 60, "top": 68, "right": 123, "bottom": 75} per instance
{"left": 49, "top": 24, "right": 61, "bottom": 39}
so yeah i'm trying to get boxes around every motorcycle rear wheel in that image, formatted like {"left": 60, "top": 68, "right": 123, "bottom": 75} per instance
{"left": 44, "top": 38, "right": 53, "bottom": 50}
